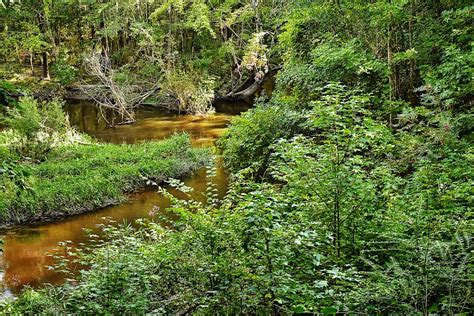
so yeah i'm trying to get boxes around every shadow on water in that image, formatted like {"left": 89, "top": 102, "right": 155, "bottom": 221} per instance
{"left": 0, "top": 100, "right": 247, "bottom": 297}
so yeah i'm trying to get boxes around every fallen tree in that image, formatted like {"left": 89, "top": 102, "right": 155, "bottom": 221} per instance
{"left": 81, "top": 53, "right": 160, "bottom": 125}
{"left": 215, "top": 67, "right": 281, "bottom": 104}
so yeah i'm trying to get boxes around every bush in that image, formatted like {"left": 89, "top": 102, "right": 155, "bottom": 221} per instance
{"left": 2, "top": 96, "right": 76, "bottom": 158}
{"left": 4, "top": 96, "right": 41, "bottom": 139}
{"left": 51, "top": 57, "right": 78, "bottom": 85}
{"left": 0, "top": 80, "right": 22, "bottom": 109}
{"left": 162, "top": 69, "right": 215, "bottom": 115}
{"left": 276, "top": 41, "right": 387, "bottom": 108}
{"left": 417, "top": 6, "right": 474, "bottom": 111}
{"left": 0, "top": 288, "right": 57, "bottom": 314}
{"left": 217, "top": 101, "right": 305, "bottom": 176}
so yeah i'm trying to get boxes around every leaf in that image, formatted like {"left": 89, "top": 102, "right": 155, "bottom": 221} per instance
{"left": 427, "top": 303, "right": 438, "bottom": 313}
{"left": 321, "top": 307, "right": 337, "bottom": 315}
{"left": 292, "top": 305, "right": 305, "bottom": 313}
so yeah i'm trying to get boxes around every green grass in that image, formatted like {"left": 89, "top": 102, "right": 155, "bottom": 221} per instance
{"left": 0, "top": 133, "right": 209, "bottom": 227}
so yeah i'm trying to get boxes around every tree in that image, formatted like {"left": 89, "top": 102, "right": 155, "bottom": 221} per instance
{"left": 82, "top": 52, "right": 159, "bottom": 125}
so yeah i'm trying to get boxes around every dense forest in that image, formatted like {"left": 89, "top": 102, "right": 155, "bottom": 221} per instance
{"left": 0, "top": 0, "right": 473, "bottom": 314}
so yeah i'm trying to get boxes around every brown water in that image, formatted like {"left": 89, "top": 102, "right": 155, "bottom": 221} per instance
{"left": 0, "top": 101, "right": 245, "bottom": 298}
{"left": 65, "top": 101, "right": 244, "bottom": 146}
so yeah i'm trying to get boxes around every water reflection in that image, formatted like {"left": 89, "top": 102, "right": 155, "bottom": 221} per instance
{"left": 0, "top": 101, "right": 241, "bottom": 297}
{"left": 1, "top": 165, "right": 228, "bottom": 294}
{"left": 64, "top": 101, "right": 245, "bottom": 146}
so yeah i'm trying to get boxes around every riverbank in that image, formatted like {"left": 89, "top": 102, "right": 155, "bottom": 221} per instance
{"left": 0, "top": 133, "right": 210, "bottom": 229}
{"left": 0, "top": 99, "right": 233, "bottom": 297}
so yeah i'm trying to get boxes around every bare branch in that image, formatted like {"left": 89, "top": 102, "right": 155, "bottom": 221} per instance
{"left": 80, "top": 52, "right": 160, "bottom": 125}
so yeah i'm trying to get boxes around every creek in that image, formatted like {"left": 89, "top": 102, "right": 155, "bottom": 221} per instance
{"left": 0, "top": 100, "right": 247, "bottom": 298}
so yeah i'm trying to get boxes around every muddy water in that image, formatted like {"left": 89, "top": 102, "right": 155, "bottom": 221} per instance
{"left": 0, "top": 101, "right": 245, "bottom": 298}
{"left": 65, "top": 101, "right": 248, "bottom": 146}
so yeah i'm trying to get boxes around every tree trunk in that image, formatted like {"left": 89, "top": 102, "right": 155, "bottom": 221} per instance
{"left": 41, "top": 52, "right": 50, "bottom": 80}
{"left": 387, "top": 0, "right": 393, "bottom": 126}
{"left": 29, "top": 52, "right": 35, "bottom": 76}
{"left": 216, "top": 67, "right": 281, "bottom": 103}
{"left": 100, "top": 18, "right": 108, "bottom": 57}
{"left": 407, "top": 0, "right": 419, "bottom": 106}
{"left": 37, "top": 0, "right": 50, "bottom": 80}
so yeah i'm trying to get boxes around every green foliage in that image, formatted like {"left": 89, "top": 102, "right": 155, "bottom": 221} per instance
{"left": 0, "top": 288, "right": 57, "bottom": 315}
{"left": 4, "top": 96, "right": 42, "bottom": 139}
{"left": 1, "top": 171, "right": 342, "bottom": 314}
{"left": 185, "top": 0, "right": 215, "bottom": 37}
{"left": 0, "top": 133, "right": 209, "bottom": 227}
{"left": 218, "top": 101, "right": 304, "bottom": 176}
{"left": 8, "top": 79, "right": 471, "bottom": 313}
{"left": 2, "top": 97, "right": 73, "bottom": 159}
{"left": 420, "top": 44, "right": 473, "bottom": 110}
{"left": 310, "top": 41, "right": 387, "bottom": 94}
{"left": 270, "top": 84, "right": 393, "bottom": 260}
{"left": 414, "top": 6, "right": 473, "bottom": 111}
{"left": 2, "top": 0, "right": 473, "bottom": 314}
{"left": 51, "top": 55, "right": 78, "bottom": 86}
{"left": 276, "top": 41, "right": 385, "bottom": 107}
{"left": 221, "top": 84, "right": 472, "bottom": 313}
{"left": 56, "top": 224, "right": 160, "bottom": 314}
{"left": 162, "top": 69, "right": 215, "bottom": 114}
{"left": 0, "top": 80, "right": 22, "bottom": 108}
{"left": 241, "top": 32, "right": 270, "bottom": 78}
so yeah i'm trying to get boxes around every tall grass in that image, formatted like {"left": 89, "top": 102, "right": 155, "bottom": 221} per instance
{"left": 0, "top": 133, "right": 209, "bottom": 227}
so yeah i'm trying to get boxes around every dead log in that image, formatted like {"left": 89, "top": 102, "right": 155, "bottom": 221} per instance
{"left": 215, "top": 67, "right": 281, "bottom": 104}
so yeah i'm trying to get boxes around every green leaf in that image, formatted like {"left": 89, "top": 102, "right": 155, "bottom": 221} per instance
{"left": 428, "top": 303, "right": 438, "bottom": 313}
{"left": 321, "top": 307, "right": 337, "bottom": 315}
{"left": 292, "top": 305, "right": 305, "bottom": 313}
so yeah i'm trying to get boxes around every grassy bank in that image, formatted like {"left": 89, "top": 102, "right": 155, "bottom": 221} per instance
{"left": 0, "top": 133, "right": 209, "bottom": 228}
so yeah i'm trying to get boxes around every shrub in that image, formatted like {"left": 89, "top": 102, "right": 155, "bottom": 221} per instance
{"left": 217, "top": 100, "right": 305, "bottom": 176}
{"left": 51, "top": 56, "right": 78, "bottom": 85}
{"left": 0, "top": 288, "right": 57, "bottom": 314}
{"left": 276, "top": 41, "right": 387, "bottom": 107}
{"left": 162, "top": 69, "right": 215, "bottom": 115}
{"left": 3, "top": 96, "right": 41, "bottom": 139}
{"left": 0, "top": 80, "right": 22, "bottom": 109}
{"left": 2, "top": 96, "right": 78, "bottom": 158}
